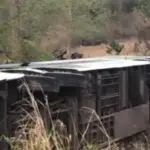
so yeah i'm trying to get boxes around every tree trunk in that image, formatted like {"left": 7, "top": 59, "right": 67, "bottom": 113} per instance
{"left": 66, "top": 0, "right": 73, "bottom": 59}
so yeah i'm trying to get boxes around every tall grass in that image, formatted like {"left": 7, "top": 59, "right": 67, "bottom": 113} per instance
{"left": 7, "top": 83, "right": 150, "bottom": 150}
{"left": 8, "top": 83, "right": 70, "bottom": 150}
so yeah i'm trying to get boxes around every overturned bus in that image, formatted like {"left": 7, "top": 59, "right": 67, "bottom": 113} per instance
{"left": 0, "top": 57, "right": 150, "bottom": 149}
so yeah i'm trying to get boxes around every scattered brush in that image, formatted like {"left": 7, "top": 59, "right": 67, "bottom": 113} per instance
{"left": 9, "top": 83, "right": 71, "bottom": 150}
{"left": 106, "top": 40, "right": 124, "bottom": 55}
{"left": 4, "top": 83, "right": 150, "bottom": 150}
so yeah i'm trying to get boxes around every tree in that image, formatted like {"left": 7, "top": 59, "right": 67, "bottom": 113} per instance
{"left": 0, "top": 0, "right": 112, "bottom": 61}
{"left": 61, "top": 0, "right": 111, "bottom": 57}
{"left": 136, "top": 0, "right": 150, "bottom": 17}
{"left": 0, "top": 0, "right": 55, "bottom": 62}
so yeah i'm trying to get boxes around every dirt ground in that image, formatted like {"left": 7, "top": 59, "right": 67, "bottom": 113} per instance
{"left": 78, "top": 37, "right": 138, "bottom": 57}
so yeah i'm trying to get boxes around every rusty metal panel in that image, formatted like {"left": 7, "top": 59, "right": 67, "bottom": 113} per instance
{"left": 114, "top": 103, "right": 149, "bottom": 139}
{"left": 25, "top": 75, "right": 59, "bottom": 92}
{"left": 139, "top": 66, "right": 148, "bottom": 103}
{"left": 120, "top": 68, "right": 128, "bottom": 109}
{"left": 1, "top": 68, "right": 48, "bottom": 75}
{"left": 139, "top": 67, "right": 145, "bottom": 99}
{"left": 79, "top": 94, "right": 97, "bottom": 124}
{"left": 79, "top": 73, "right": 97, "bottom": 124}
{"left": 46, "top": 71, "right": 85, "bottom": 87}
{"left": 96, "top": 70, "right": 121, "bottom": 116}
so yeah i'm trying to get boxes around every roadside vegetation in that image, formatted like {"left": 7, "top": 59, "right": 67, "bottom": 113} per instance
{"left": 3, "top": 84, "right": 149, "bottom": 150}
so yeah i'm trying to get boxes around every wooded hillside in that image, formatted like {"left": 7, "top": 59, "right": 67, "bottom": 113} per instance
{"left": 0, "top": 0, "right": 150, "bottom": 62}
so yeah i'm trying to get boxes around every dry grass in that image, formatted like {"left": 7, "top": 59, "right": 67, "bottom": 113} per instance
{"left": 9, "top": 84, "right": 71, "bottom": 150}
{"left": 6, "top": 83, "right": 150, "bottom": 150}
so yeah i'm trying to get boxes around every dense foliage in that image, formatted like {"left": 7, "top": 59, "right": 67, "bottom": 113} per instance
{"left": 0, "top": 0, "right": 150, "bottom": 61}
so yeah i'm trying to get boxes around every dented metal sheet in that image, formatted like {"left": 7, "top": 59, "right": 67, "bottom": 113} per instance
{"left": 0, "top": 57, "right": 150, "bottom": 72}
{"left": 30, "top": 59, "right": 150, "bottom": 72}
{"left": 10, "top": 68, "right": 48, "bottom": 74}
{"left": 0, "top": 72, "right": 24, "bottom": 81}
{"left": 25, "top": 75, "right": 59, "bottom": 92}
{"left": 28, "top": 56, "right": 150, "bottom": 65}
{"left": 1, "top": 68, "right": 48, "bottom": 74}
{"left": 114, "top": 103, "right": 149, "bottom": 139}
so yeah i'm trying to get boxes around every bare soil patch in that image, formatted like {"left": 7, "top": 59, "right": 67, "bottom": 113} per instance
{"left": 78, "top": 37, "right": 139, "bottom": 57}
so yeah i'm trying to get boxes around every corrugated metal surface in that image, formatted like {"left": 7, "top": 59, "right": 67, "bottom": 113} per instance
{"left": 1, "top": 68, "right": 48, "bottom": 74}
{"left": 18, "top": 68, "right": 48, "bottom": 74}
{"left": 0, "top": 72, "right": 24, "bottom": 81}
{"left": 29, "top": 56, "right": 150, "bottom": 66}
{"left": 0, "top": 56, "right": 150, "bottom": 71}
{"left": 30, "top": 59, "right": 150, "bottom": 72}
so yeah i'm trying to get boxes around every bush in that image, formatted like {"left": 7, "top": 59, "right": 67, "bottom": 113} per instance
{"left": 106, "top": 40, "right": 124, "bottom": 55}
